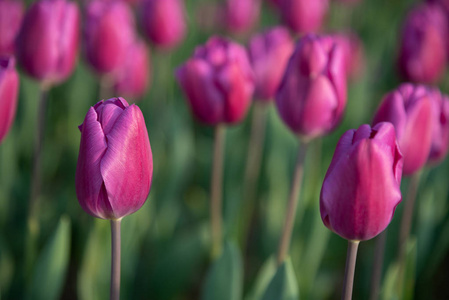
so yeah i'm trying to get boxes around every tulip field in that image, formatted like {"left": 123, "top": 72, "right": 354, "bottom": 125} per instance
{"left": 2, "top": 0, "right": 449, "bottom": 299}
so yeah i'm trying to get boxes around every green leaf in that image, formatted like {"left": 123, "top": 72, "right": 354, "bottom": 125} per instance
{"left": 201, "top": 241, "right": 243, "bottom": 300}
{"left": 245, "top": 256, "right": 277, "bottom": 300}
{"left": 260, "top": 258, "right": 299, "bottom": 300}
{"left": 27, "top": 216, "right": 71, "bottom": 300}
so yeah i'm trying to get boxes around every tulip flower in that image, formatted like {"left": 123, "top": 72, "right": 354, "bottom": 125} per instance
{"left": 84, "top": 0, "right": 135, "bottom": 75}
{"left": 16, "top": 0, "right": 79, "bottom": 85}
{"left": 427, "top": 89, "right": 449, "bottom": 164}
{"left": 333, "top": 32, "right": 365, "bottom": 80}
{"left": 276, "top": 34, "right": 347, "bottom": 140}
{"left": 0, "top": 57, "right": 19, "bottom": 144}
{"left": 372, "top": 83, "right": 433, "bottom": 175}
{"left": 398, "top": 4, "right": 447, "bottom": 84}
{"left": 0, "top": 0, "right": 24, "bottom": 56}
{"left": 221, "top": 0, "right": 260, "bottom": 34}
{"left": 141, "top": 0, "right": 186, "bottom": 49}
{"left": 248, "top": 26, "right": 294, "bottom": 101}
{"left": 279, "top": 0, "right": 329, "bottom": 34}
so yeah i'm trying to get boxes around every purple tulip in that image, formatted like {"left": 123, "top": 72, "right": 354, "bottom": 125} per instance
{"left": 372, "top": 83, "right": 433, "bottom": 175}
{"left": 16, "top": 0, "right": 79, "bottom": 85}
{"left": 176, "top": 36, "right": 255, "bottom": 125}
{"left": 75, "top": 97, "right": 153, "bottom": 219}
{"left": 276, "top": 34, "right": 347, "bottom": 139}
{"left": 221, "top": 0, "right": 260, "bottom": 34}
{"left": 398, "top": 4, "right": 447, "bottom": 84}
{"left": 427, "top": 88, "right": 449, "bottom": 164}
{"left": 141, "top": 0, "right": 186, "bottom": 49}
{"left": 0, "top": 57, "right": 19, "bottom": 144}
{"left": 0, "top": 0, "right": 24, "bottom": 56}
{"left": 112, "top": 39, "right": 151, "bottom": 100}
{"left": 333, "top": 32, "right": 365, "bottom": 80}
{"left": 248, "top": 26, "right": 294, "bottom": 101}
{"left": 280, "top": 0, "right": 329, "bottom": 34}
{"left": 84, "top": 0, "right": 135, "bottom": 74}
{"left": 320, "top": 123, "right": 403, "bottom": 241}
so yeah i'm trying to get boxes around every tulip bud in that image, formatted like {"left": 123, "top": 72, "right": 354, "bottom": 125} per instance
{"left": 248, "top": 26, "right": 294, "bottom": 101}
{"left": 320, "top": 123, "right": 403, "bottom": 241}
{"left": 0, "top": 57, "right": 19, "bottom": 144}
{"left": 221, "top": 0, "right": 260, "bottom": 34}
{"left": 141, "top": 0, "right": 186, "bottom": 49}
{"left": 112, "top": 40, "right": 151, "bottom": 100}
{"left": 176, "top": 36, "right": 255, "bottom": 125}
{"left": 373, "top": 83, "right": 433, "bottom": 175}
{"left": 280, "top": 0, "right": 329, "bottom": 34}
{"left": 333, "top": 32, "right": 365, "bottom": 80}
{"left": 427, "top": 88, "right": 449, "bottom": 164}
{"left": 84, "top": 0, "right": 135, "bottom": 74}
{"left": 16, "top": 0, "right": 79, "bottom": 85}
{"left": 75, "top": 97, "right": 153, "bottom": 220}
{"left": 398, "top": 4, "right": 447, "bottom": 83}
{"left": 276, "top": 34, "right": 347, "bottom": 139}
{"left": 0, "top": 0, "right": 24, "bottom": 56}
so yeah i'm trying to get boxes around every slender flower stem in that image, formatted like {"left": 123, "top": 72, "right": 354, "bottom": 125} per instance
{"left": 369, "top": 231, "right": 387, "bottom": 300}
{"left": 211, "top": 125, "right": 226, "bottom": 258}
{"left": 342, "top": 240, "right": 360, "bottom": 300}
{"left": 276, "top": 141, "right": 309, "bottom": 266}
{"left": 110, "top": 219, "right": 121, "bottom": 300}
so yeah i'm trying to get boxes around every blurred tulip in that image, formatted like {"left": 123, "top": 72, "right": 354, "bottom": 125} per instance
{"left": 276, "top": 34, "right": 347, "bottom": 139}
{"left": 0, "top": 57, "right": 19, "bottom": 144}
{"left": 248, "top": 26, "right": 294, "bottom": 101}
{"left": 320, "top": 123, "right": 403, "bottom": 241}
{"left": 398, "top": 4, "right": 447, "bottom": 84}
{"left": 0, "top": 0, "right": 24, "bottom": 56}
{"left": 141, "top": 0, "right": 186, "bottom": 49}
{"left": 221, "top": 0, "right": 260, "bottom": 34}
{"left": 16, "top": 0, "right": 79, "bottom": 85}
{"left": 280, "top": 0, "right": 329, "bottom": 34}
{"left": 333, "top": 32, "right": 365, "bottom": 80}
{"left": 373, "top": 83, "right": 433, "bottom": 175}
{"left": 76, "top": 97, "right": 153, "bottom": 220}
{"left": 176, "top": 36, "right": 255, "bottom": 125}
{"left": 84, "top": 0, "right": 135, "bottom": 74}
{"left": 427, "top": 88, "right": 449, "bottom": 164}
{"left": 112, "top": 40, "right": 151, "bottom": 100}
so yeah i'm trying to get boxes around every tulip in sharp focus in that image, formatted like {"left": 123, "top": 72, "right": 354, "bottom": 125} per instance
{"left": 320, "top": 123, "right": 403, "bottom": 241}
{"left": 16, "top": 0, "right": 79, "bottom": 85}
{"left": 398, "top": 4, "right": 447, "bottom": 83}
{"left": 141, "top": 0, "right": 186, "bottom": 49}
{"left": 84, "top": 0, "right": 135, "bottom": 74}
{"left": 276, "top": 34, "right": 347, "bottom": 139}
{"left": 427, "top": 88, "right": 449, "bottom": 164}
{"left": 76, "top": 97, "right": 153, "bottom": 220}
{"left": 221, "top": 0, "right": 260, "bottom": 34}
{"left": 248, "top": 26, "right": 294, "bottom": 101}
{"left": 280, "top": 0, "right": 329, "bottom": 34}
{"left": 0, "top": 0, "right": 24, "bottom": 56}
{"left": 0, "top": 57, "right": 19, "bottom": 144}
{"left": 176, "top": 36, "right": 255, "bottom": 125}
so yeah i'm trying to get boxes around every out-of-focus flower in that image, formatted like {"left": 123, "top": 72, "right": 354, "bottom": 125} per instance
{"left": 76, "top": 97, "right": 153, "bottom": 220}
{"left": 276, "top": 34, "right": 347, "bottom": 139}
{"left": 398, "top": 4, "right": 447, "bottom": 83}
{"left": 141, "top": 0, "right": 186, "bottom": 49}
{"left": 248, "top": 26, "right": 294, "bottom": 101}
{"left": 16, "top": 0, "right": 79, "bottom": 85}
{"left": 221, "top": 0, "right": 260, "bottom": 34}
{"left": 176, "top": 36, "right": 254, "bottom": 125}
{"left": 84, "top": 0, "right": 135, "bottom": 74}
{"left": 0, "top": 57, "right": 19, "bottom": 144}
{"left": 112, "top": 40, "right": 150, "bottom": 100}
{"left": 373, "top": 83, "right": 433, "bottom": 175}
{"left": 0, "top": 0, "right": 24, "bottom": 56}
{"left": 280, "top": 0, "right": 329, "bottom": 34}
{"left": 427, "top": 88, "right": 449, "bottom": 164}
{"left": 333, "top": 32, "right": 365, "bottom": 80}
{"left": 320, "top": 123, "right": 403, "bottom": 241}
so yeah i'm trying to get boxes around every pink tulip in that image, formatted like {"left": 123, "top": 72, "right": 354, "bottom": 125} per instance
{"left": 320, "top": 123, "right": 403, "bottom": 241}
{"left": 84, "top": 0, "right": 135, "bottom": 74}
{"left": 141, "top": 0, "right": 186, "bottom": 49}
{"left": 248, "top": 26, "right": 294, "bottom": 101}
{"left": 373, "top": 83, "right": 433, "bottom": 175}
{"left": 75, "top": 97, "right": 153, "bottom": 219}
{"left": 221, "top": 0, "right": 260, "bottom": 34}
{"left": 112, "top": 40, "right": 151, "bottom": 100}
{"left": 276, "top": 34, "right": 347, "bottom": 139}
{"left": 333, "top": 32, "right": 365, "bottom": 80}
{"left": 398, "top": 4, "right": 447, "bottom": 83}
{"left": 280, "top": 0, "right": 329, "bottom": 34}
{"left": 427, "top": 88, "right": 449, "bottom": 164}
{"left": 0, "top": 57, "right": 19, "bottom": 144}
{"left": 176, "top": 36, "right": 255, "bottom": 125}
{"left": 16, "top": 0, "right": 79, "bottom": 85}
{"left": 0, "top": 0, "right": 24, "bottom": 56}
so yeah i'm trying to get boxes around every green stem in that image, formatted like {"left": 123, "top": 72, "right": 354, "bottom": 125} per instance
{"left": 110, "top": 219, "right": 121, "bottom": 300}
{"left": 342, "top": 240, "right": 360, "bottom": 300}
